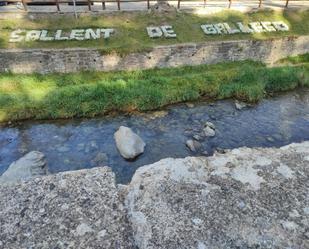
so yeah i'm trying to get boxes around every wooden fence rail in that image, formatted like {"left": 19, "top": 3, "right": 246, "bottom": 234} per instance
{"left": 0, "top": 0, "right": 298, "bottom": 12}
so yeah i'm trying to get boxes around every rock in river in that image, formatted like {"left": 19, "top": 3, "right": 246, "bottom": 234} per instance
{"left": 114, "top": 126, "right": 146, "bottom": 160}
{"left": 235, "top": 100, "right": 248, "bottom": 110}
{"left": 186, "top": 139, "right": 202, "bottom": 152}
{"left": 0, "top": 151, "right": 48, "bottom": 184}
{"left": 203, "top": 122, "right": 216, "bottom": 137}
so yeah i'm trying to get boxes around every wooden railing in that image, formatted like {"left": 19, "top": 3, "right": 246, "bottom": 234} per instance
{"left": 0, "top": 0, "right": 299, "bottom": 11}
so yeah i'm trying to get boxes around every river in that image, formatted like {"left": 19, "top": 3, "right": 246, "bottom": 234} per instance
{"left": 1, "top": 88, "right": 308, "bottom": 183}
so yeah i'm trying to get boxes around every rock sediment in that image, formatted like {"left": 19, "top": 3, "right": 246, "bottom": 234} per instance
{"left": 0, "top": 142, "right": 308, "bottom": 248}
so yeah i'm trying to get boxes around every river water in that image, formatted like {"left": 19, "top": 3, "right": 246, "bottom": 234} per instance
{"left": 0, "top": 89, "right": 308, "bottom": 184}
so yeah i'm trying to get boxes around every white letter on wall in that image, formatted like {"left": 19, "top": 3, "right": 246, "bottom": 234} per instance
{"left": 272, "top": 21, "right": 289, "bottom": 31}
{"left": 223, "top": 23, "right": 240, "bottom": 34}
{"left": 249, "top": 22, "right": 265, "bottom": 33}
{"left": 236, "top": 22, "right": 254, "bottom": 33}
{"left": 9, "top": 29, "right": 25, "bottom": 43}
{"left": 101, "top": 28, "right": 114, "bottom": 39}
{"left": 201, "top": 24, "right": 217, "bottom": 35}
{"left": 161, "top": 25, "right": 177, "bottom": 38}
{"left": 214, "top": 23, "right": 227, "bottom": 34}
{"left": 70, "top": 29, "right": 85, "bottom": 40}
{"left": 25, "top": 30, "right": 41, "bottom": 41}
{"left": 55, "top": 30, "right": 69, "bottom": 41}
{"left": 260, "top": 22, "right": 276, "bottom": 32}
{"left": 85, "top": 28, "right": 100, "bottom": 40}
{"left": 40, "top": 30, "right": 55, "bottom": 41}
{"left": 146, "top": 27, "right": 163, "bottom": 38}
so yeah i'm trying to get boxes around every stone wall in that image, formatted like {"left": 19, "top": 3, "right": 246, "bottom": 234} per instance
{"left": 0, "top": 35, "right": 308, "bottom": 74}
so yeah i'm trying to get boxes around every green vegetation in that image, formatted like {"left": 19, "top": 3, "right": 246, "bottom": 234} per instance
{"left": 278, "top": 53, "right": 309, "bottom": 64}
{"left": 0, "top": 57, "right": 308, "bottom": 123}
{"left": 0, "top": 9, "right": 308, "bottom": 54}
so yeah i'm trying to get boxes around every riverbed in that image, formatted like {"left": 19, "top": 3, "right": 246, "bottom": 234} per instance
{"left": 1, "top": 89, "right": 308, "bottom": 184}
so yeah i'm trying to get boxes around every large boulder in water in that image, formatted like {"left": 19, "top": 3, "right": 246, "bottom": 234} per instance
{"left": 0, "top": 151, "right": 48, "bottom": 184}
{"left": 114, "top": 126, "right": 146, "bottom": 160}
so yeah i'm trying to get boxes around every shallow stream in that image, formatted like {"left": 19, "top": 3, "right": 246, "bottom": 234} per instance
{"left": 1, "top": 89, "right": 308, "bottom": 184}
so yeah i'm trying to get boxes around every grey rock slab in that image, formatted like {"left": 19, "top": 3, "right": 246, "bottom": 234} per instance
{"left": 235, "top": 100, "right": 248, "bottom": 110}
{"left": 114, "top": 126, "right": 146, "bottom": 159}
{"left": 125, "top": 142, "right": 309, "bottom": 249}
{"left": 0, "top": 167, "right": 134, "bottom": 249}
{"left": 0, "top": 151, "right": 48, "bottom": 184}
{"left": 186, "top": 139, "right": 202, "bottom": 152}
{"left": 203, "top": 126, "right": 216, "bottom": 137}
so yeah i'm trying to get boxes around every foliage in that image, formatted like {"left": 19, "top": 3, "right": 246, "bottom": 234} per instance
{"left": 0, "top": 58, "right": 308, "bottom": 122}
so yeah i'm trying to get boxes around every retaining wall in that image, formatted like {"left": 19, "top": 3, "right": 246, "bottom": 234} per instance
{"left": 0, "top": 35, "right": 308, "bottom": 73}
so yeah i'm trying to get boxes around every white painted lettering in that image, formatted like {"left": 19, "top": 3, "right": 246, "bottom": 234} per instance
{"left": 9, "top": 29, "right": 25, "bottom": 43}
{"left": 161, "top": 25, "right": 177, "bottom": 38}
{"left": 214, "top": 23, "right": 227, "bottom": 34}
{"left": 223, "top": 23, "right": 240, "bottom": 34}
{"left": 201, "top": 24, "right": 217, "bottom": 35}
{"left": 70, "top": 29, "right": 85, "bottom": 41}
{"left": 40, "top": 30, "right": 55, "bottom": 41}
{"left": 272, "top": 21, "right": 289, "bottom": 31}
{"left": 55, "top": 30, "right": 69, "bottom": 41}
{"left": 249, "top": 22, "right": 265, "bottom": 33}
{"left": 25, "top": 30, "right": 41, "bottom": 41}
{"left": 147, "top": 27, "right": 163, "bottom": 38}
{"left": 101, "top": 28, "right": 114, "bottom": 39}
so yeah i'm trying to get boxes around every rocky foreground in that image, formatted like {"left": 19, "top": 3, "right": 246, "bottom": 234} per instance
{"left": 0, "top": 142, "right": 308, "bottom": 249}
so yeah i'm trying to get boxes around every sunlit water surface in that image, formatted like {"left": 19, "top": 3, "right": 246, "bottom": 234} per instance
{"left": 1, "top": 89, "right": 308, "bottom": 183}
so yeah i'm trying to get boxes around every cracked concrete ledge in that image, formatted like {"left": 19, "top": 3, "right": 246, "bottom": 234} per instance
{"left": 0, "top": 141, "right": 308, "bottom": 248}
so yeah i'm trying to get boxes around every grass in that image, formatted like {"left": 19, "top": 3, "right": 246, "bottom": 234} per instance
{"left": 278, "top": 54, "right": 309, "bottom": 64}
{"left": 0, "top": 56, "right": 308, "bottom": 123}
{"left": 0, "top": 9, "right": 308, "bottom": 54}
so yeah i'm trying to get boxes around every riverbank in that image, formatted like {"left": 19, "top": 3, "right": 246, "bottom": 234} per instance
{"left": 0, "top": 9, "right": 308, "bottom": 53}
{"left": 0, "top": 56, "right": 308, "bottom": 123}
{"left": 1, "top": 141, "right": 308, "bottom": 248}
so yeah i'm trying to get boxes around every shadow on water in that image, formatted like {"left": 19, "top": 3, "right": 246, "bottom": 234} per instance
{"left": 0, "top": 88, "right": 309, "bottom": 184}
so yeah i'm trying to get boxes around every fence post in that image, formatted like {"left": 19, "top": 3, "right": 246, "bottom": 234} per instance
{"left": 117, "top": 0, "right": 120, "bottom": 10}
{"left": 204, "top": 0, "right": 206, "bottom": 8}
{"left": 102, "top": 0, "right": 106, "bottom": 9}
{"left": 21, "top": 0, "right": 27, "bottom": 11}
{"left": 55, "top": 0, "right": 60, "bottom": 11}
{"left": 258, "top": 0, "right": 262, "bottom": 8}
{"left": 87, "top": 0, "right": 91, "bottom": 10}
{"left": 228, "top": 0, "right": 232, "bottom": 8}
{"left": 285, "top": 0, "right": 289, "bottom": 7}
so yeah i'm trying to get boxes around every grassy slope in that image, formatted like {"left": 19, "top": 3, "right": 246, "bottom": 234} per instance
{"left": 0, "top": 57, "right": 308, "bottom": 122}
{"left": 0, "top": 9, "right": 308, "bottom": 54}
